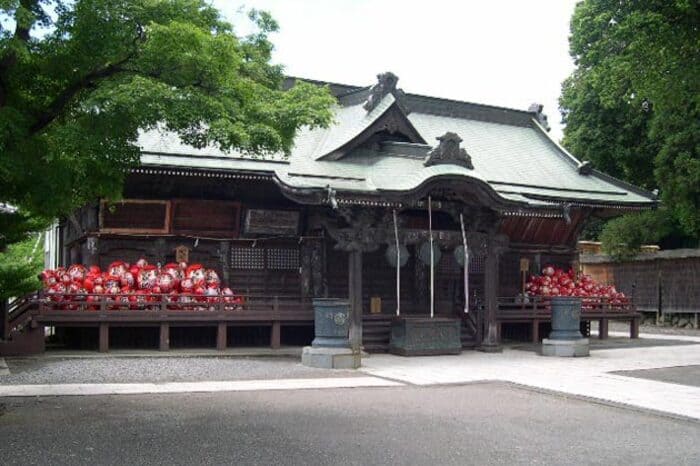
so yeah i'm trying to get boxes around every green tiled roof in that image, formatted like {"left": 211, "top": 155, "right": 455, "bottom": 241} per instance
{"left": 137, "top": 76, "right": 657, "bottom": 211}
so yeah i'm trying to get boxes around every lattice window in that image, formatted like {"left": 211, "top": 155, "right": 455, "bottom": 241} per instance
{"left": 231, "top": 247, "right": 265, "bottom": 269}
{"left": 267, "top": 248, "right": 299, "bottom": 270}
{"left": 469, "top": 255, "right": 485, "bottom": 274}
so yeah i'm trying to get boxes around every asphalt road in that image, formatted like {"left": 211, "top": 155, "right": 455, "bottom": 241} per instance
{"left": 613, "top": 365, "right": 700, "bottom": 388}
{"left": 1, "top": 383, "right": 698, "bottom": 466}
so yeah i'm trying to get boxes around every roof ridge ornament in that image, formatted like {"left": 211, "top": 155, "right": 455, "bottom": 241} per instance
{"left": 528, "top": 103, "right": 551, "bottom": 132}
{"left": 577, "top": 160, "right": 593, "bottom": 175}
{"left": 424, "top": 132, "right": 474, "bottom": 170}
{"left": 363, "top": 72, "right": 409, "bottom": 114}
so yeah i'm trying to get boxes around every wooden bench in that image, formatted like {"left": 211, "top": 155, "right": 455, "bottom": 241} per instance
{"left": 497, "top": 297, "right": 641, "bottom": 343}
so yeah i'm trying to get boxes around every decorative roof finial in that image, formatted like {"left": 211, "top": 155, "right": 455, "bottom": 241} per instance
{"left": 577, "top": 160, "right": 593, "bottom": 175}
{"left": 364, "top": 72, "right": 407, "bottom": 113}
{"left": 424, "top": 132, "right": 474, "bottom": 170}
{"left": 528, "top": 103, "right": 550, "bottom": 132}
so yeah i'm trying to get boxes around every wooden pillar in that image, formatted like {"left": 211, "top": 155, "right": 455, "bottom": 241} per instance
{"left": 598, "top": 318, "right": 609, "bottom": 339}
{"left": 216, "top": 322, "right": 227, "bottom": 350}
{"left": 98, "top": 323, "right": 109, "bottom": 353}
{"left": 630, "top": 317, "right": 640, "bottom": 339}
{"left": 159, "top": 323, "right": 170, "bottom": 351}
{"left": 271, "top": 321, "right": 281, "bottom": 349}
{"left": 220, "top": 241, "right": 231, "bottom": 286}
{"left": 531, "top": 320, "right": 539, "bottom": 343}
{"left": 348, "top": 249, "right": 363, "bottom": 352}
{"left": 1, "top": 299, "right": 7, "bottom": 340}
{"left": 479, "top": 246, "right": 501, "bottom": 352}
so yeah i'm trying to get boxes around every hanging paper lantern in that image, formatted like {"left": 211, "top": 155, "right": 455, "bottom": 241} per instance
{"left": 418, "top": 241, "right": 442, "bottom": 266}
{"left": 385, "top": 244, "right": 409, "bottom": 268}
{"left": 453, "top": 245, "right": 471, "bottom": 268}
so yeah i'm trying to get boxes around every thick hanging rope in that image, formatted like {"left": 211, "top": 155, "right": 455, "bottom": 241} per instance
{"left": 460, "top": 213, "right": 469, "bottom": 314}
{"left": 393, "top": 209, "right": 400, "bottom": 316}
{"left": 429, "top": 196, "right": 434, "bottom": 319}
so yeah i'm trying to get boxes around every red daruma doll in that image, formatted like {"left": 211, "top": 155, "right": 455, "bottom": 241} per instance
{"left": 204, "top": 269, "right": 221, "bottom": 289}
{"left": 186, "top": 264, "right": 205, "bottom": 286}
{"left": 108, "top": 261, "right": 128, "bottom": 278}
{"left": 162, "top": 263, "right": 182, "bottom": 288}
{"left": 157, "top": 272, "right": 175, "bottom": 293}
{"left": 137, "top": 265, "right": 158, "bottom": 290}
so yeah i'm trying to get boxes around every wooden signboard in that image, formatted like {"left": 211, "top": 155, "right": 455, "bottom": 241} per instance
{"left": 244, "top": 209, "right": 300, "bottom": 235}
{"left": 175, "top": 245, "right": 190, "bottom": 263}
{"left": 370, "top": 297, "right": 382, "bottom": 314}
{"left": 99, "top": 200, "right": 170, "bottom": 234}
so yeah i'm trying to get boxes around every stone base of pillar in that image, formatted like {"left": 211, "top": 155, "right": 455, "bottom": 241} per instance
{"left": 541, "top": 338, "right": 590, "bottom": 357}
{"left": 301, "top": 346, "right": 360, "bottom": 369}
{"left": 476, "top": 343, "right": 503, "bottom": 353}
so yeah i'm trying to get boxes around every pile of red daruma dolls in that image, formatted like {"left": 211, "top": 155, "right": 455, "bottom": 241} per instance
{"left": 40, "top": 258, "right": 243, "bottom": 310}
{"left": 525, "top": 266, "right": 628, "bottom": 307}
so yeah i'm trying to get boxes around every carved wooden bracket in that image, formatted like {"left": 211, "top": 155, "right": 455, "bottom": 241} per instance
{"left": 322, "top": 207, "right": 390, "bottom": 252}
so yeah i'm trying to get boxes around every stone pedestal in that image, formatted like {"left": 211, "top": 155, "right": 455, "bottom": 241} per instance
{"left": 311, "top": 298, "right": 350, "bottom": 348}
{"left": 303, "top": 298, "right": 359, "bottom": 369}
{"left": 389, "top": 317, "right": 462, "bottom": 356}
{"left": 302, "top": 346, "right": 361, "bottom": 369}
{"left": 541, "top": 296, "right": 590, "bottom": 357}
{"left": 541, "top": 338, "right": 590, "bottom": 357}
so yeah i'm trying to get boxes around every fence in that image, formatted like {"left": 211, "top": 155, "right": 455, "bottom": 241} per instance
{"left": 580, "top": 248, "right": 700, "bottom": 326}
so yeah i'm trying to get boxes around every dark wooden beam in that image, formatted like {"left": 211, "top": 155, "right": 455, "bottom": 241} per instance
{"left": 216, "top": 322, "right": 227, "bottom": 350}
{"left": 98, "top": 323, "right": 109, "bottom": 353}
{"left": 271, "top": 321, "right": 281, "bottom": 349}
{"left": 159, "top": 322, "right": 169, "bottom": 351}
{"left": 479, "top": 242, "right": 502, "bottom": 352}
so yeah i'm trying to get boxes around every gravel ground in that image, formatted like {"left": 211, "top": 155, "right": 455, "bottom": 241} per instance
{"left": 605, "top": 320, "right": 700, "bottom": 336}
{"left": 1, "top": 383, "right": 698, "bottom": 466}
{"left": 0, "top": 357, "right": 361, "bottom": 385}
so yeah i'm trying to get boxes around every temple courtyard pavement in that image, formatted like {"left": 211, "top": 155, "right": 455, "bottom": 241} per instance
{"left": 1, "top": 329, "right": 699, "bottom": 465}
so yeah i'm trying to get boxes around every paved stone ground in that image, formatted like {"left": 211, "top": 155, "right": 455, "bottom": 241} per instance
{"left": 0, "top": 356, "right": 361, "bottom": 385}
{"left": 0, "top": 383, "right": 698, "bottom": 466}
{"left": 613, "top": 365, "right": 700, "bottom": 388}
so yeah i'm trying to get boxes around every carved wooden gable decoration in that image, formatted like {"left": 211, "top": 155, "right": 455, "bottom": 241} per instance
{"left": 424, "top": 132, "right": 474, "bottom": 170}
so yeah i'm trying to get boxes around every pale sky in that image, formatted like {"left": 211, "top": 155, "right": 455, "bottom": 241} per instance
{"left": 217, "top": 0, "right": 580, "bottom": 142}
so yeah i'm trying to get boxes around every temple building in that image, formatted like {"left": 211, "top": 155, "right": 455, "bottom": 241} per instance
{"left": 1, "top": 73, "right": 656, "bottom": 355}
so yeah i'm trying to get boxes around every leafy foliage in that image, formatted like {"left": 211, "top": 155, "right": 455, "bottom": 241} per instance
{"left": 560, "top": 0, "right": 700, "bottom": 249}
{"left": 0, "top": 232, "right": 43, "bottom": 299}
{"left": 599, "top": 210, "right": 674, "bottom": 260}
{"left": 0, "top": 1, "right": 334, "bottom": 293}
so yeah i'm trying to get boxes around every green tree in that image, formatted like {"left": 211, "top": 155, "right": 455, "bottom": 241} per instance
{"left": 0, "top": 231, "right": 43, "bottom": 299}
{"left": 560, "top": 0, "right": 700, "bottom": 251}
{"left": 0, "top": 1, "right": 334, "bottom": 289}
